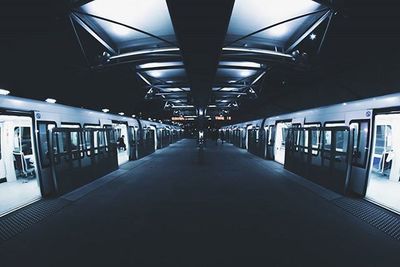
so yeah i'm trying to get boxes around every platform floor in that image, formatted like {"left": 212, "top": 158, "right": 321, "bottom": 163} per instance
{"left": 0, "top": 179, "right": 41, "bottom": 215}
{"left": 0, "top": 139, "right": 400, "bottom": 266}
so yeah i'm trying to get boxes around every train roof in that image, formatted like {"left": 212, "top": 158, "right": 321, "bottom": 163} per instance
{"left": 0, "top": 95, "right": 179, "bottom": 129}
{"left": 224, "top": 92, "right": 400, "bottom": 128}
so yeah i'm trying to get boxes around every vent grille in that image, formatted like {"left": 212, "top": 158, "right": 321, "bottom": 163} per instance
{"left": 0, "top": 199, "right": 69, "bottom": 242}
{"left": 334, "top": 198, "right": 400, "bottom": 240}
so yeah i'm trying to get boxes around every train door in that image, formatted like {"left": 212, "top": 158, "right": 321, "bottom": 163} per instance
{"left": 0, "top": 115, "right": 41, "bottom": 216}
{"left": 148, "top": 126, "right": 157, "bottom": 151}
{"left": 246, "top": 126, "right": 252, "bottom": 150}
{"left": 113, "top": 122, "right": 129, "bottom": 165}
{"left": 266, "top": 125, "right": 276, "bottom": 160}
{"left": 240, "top": 128, "right": 246, "bottom": 148}
{"left": 129, "top": 126, "right": 138, "bottom": 160}
{"left": 157, "top": 128, "right": 163, "bottom": 149}
{"left": 366, "top": 113, "right": 400, "bottom": 213}
{"left": 274, "top": 121, "right": 292, "bottom": 164}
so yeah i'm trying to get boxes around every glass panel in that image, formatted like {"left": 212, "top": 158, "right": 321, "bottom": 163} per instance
{"left": 13, "top": 127, "right": 33, "bottom": 155}
{"left": 350, "top": 121, "right": 369, "bottom": 167}
{"left": 375, "top": 125, "right": 391, "bottom": 155}
{"left": 323, "top": 130, "right": 332, "bottom": 150}
{"left": 226, "top": 0, "right": 324, "bottom": 47}
{"left": 358, "top": 121, "right": 369, "bottom": 166}
{"left": 311, "top": 129, "right": 320, "bottom": 155}
{"left": 335, "top": 130, "right": 348, "bottom": 153}
{"left": 70, "top": 132, "right": 80, "bottom": 151}
{"left": 38, "top": 122, "right": 56, "bottom": 167}
{"left": 78, "top": 0, "right": 177, "bottom": 48}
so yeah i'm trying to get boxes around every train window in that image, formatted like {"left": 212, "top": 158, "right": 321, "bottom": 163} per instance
{"left": 335, "top": 130, "right": 348, "bottom": 153}
{"left": 37, "top": 122, "right": 56, "bottom": 167}
{"left": 70, "top": 131, "right": 84, "bottom": 160}
{"left": 267, "top": 126, "right": 275, "bottom": 145}
{"left": 98, "top": 131, "right": 106, "bottom": 147}
{"left": 374, "top": 125, "right": 391, "bottom": 154}
{"left": 84, "top": 131, "right": 92, "bottom": 156}
{"left": 129, "top": 127, "right": 136, "bottom": 142}
{"left": 304, "top": 123, "right": 321, "bottom": 155}
{"left": 13, "top": 127, "right": 33, "bottom": 156}
{"left": 323, "top": 130, "right": 332, "bottom": 150}
{"left": 350, "top": 120, "right": 370, "bottom": 168}
{"left": 54, "top": 132, "right": 68, "bottom": 155}
{"left": 311, "top": 129, "right": 321, "bottom": 155}
{"left": 104, "top": 125, "right": 116, "bottom": 143}
{"left": 255, "top": 128, "right": 260, "bottom": 142}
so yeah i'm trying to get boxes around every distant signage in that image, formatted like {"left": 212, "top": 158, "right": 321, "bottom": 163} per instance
{"left": 215, "top": 116, "right": 232, "bottom": 121}
{"left": 171, "top": 117, "right": 185, "bottom": 121}
{"left": 172, "top": 116, "right": 232, "bottom": 121}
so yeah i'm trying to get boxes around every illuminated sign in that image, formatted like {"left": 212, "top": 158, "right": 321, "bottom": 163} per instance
{"left": 171, "top": 117, "right": 185, "bottom": 121}
{"left": 215, "top": 116, "right": 232, "bottom": 121}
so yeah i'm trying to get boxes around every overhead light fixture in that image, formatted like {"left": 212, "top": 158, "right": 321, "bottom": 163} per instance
{"left": 119, "top": 112, "right": 125, "bottom": 116}
{"left": 223, "top": 47, "right": 293, "bottom": 59}
{"left": 138, "top": 61, "right": 183, "bottom": 70}
{"left": 102, "top": 108, "right": 110, "bottom": 113}
{"left": 110, "top": 47, "right": 180, "bottom": 60}
{"left": 310, "top": 33, "right": 317, "bottom": 40}
{"left": 45, "top": 98, "right": 57, "bottom": 104}
{"left": 0, "top": 89, "right": 10, "bottom": 95}
{"left": 132, "top": 114, "right": 136, "bottom": 118}
{"left": 220, "top": 61, "right": 261, "bottom": 69}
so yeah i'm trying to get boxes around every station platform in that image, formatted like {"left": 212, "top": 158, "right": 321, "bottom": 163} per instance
{"left": 0, "top": 139, "right": 400, "bottom": 266}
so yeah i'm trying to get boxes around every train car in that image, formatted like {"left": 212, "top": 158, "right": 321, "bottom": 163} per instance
{"left": 0, "top": 95, "right": 181, "bottom": 216}
{"left": 224, "top": 92, "right": 400, "bottom": 214}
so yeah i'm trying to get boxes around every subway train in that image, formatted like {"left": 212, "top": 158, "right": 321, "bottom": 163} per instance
{"left": 0, "top": 95, "right": 182, "bottom": 216}
{"left": 222, "top": 92, "right": 400, "bottom": 214}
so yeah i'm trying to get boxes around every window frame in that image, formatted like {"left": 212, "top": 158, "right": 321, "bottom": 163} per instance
{"left": 349, "top": 119, "right": 370, "bottom": 168}
{"left": 36, "top": 121, "right": 57, "bottom": 168}
{"left": 303, "top": 122, "right": 322, "bottom": 156}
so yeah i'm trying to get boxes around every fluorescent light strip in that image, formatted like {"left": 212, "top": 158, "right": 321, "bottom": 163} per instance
{"left": 0, "top": 89, "right": 10, "bottom": 95}
{"left": 110, "top": 47, "right": 180, "bottom": 60}
{"left": 222, "top": 47, "right": 293, "bottom": 59}
{"left": 45, "top": 98, "right": 57, "bottom": 104}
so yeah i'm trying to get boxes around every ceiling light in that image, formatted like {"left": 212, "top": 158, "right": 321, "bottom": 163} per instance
{"left": 220, "top": 61, "right": 261, "bottom": 69}
{"left": 102, "top": 108, "right": 110, "bottom": 113}
{"left": 0, "top": 89, "right": 10, "bottom": 95}
{"left": 138, "top": 61, "right": 183, "bottom": 69}
{"left": 119, "top": 112, "right": 125, "bottom": 116}
{"left": 310, "top": 33, "right": 317, "bottom": 40}
{"left": 110, "top": 47, "right": 180, "bottom": 60}
{"left": 146, "top": 70, "right": 164, "bottom": 78}
{"left": 223, "top": 47, "right": 293, "bottom": 59}
{"left": 45, "top": 98, "right": 57, "bottom": 104}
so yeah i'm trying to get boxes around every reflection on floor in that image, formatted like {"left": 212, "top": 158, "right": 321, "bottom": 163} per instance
{"left": 117, "top": 150, "right": 129, "bottom": 165}
{"left": 367, "top": 172, "right": 400, "bottom": 213}
{"left": 0, "top": 179, "right": 41, "bottom": 216}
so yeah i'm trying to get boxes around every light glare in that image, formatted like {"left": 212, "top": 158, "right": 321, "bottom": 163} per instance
{"left": 45, "top": 98, "right": 57, "bottom": 104}
{"left": 0, "top": 89, "right": 10, "bottom": 95}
